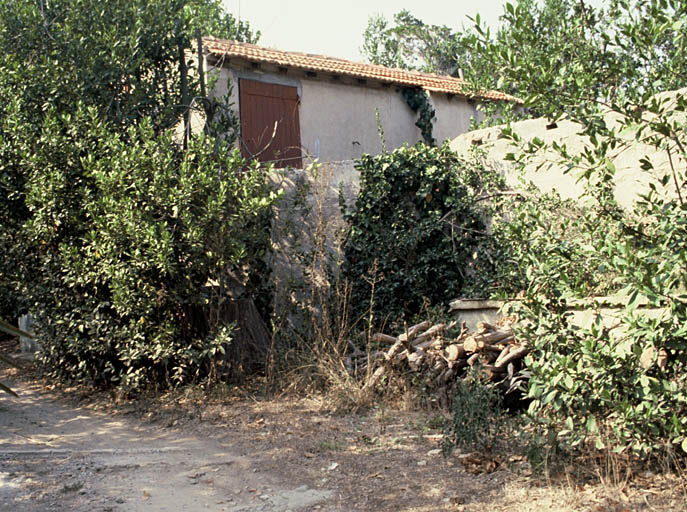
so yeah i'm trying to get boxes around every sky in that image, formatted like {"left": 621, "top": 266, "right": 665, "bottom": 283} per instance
{"left": 221, "top": 0, "right": 509, "bottom": 61}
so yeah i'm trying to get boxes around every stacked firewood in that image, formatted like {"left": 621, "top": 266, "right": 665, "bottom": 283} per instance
{"left": 347, "top": 319, "right": 530, "bottom": 406}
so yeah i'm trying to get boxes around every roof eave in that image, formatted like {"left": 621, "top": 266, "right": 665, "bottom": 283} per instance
{"left": 203, "top": 38, "right": 521, "bottom": 104}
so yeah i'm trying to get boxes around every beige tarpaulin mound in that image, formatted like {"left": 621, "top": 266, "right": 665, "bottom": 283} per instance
{"left": 450, "top": 88, "right": 687, "bottom": 209}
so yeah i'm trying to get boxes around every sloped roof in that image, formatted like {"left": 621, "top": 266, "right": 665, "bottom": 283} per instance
{"left": 202, "top": 37, "right": 520, "bottom": 103}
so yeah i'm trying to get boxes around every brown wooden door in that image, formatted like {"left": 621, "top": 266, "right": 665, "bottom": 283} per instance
{"left": 239, "top": 79, "right": 302, "bottom": 168}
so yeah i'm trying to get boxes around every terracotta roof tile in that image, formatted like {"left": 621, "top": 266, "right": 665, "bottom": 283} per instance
{"left": 202, "top": 37, "right": 520, "bottom": 103}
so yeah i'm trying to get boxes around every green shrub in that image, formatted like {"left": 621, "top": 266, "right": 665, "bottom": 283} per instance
{"left": 520, "top": 301, "right": 687, "bottom": 459}
{"left": 485, "top": 105, "right": 687, "bottom": 461}
{"left": 445, "top": 0, "right": 687, "bottom": 462}
{"left": 342, "top": 142, "right": 504, "bottom": 326}
{"left": 0, "top": 0, "right": 268, "bottom": 392}
{"left": 19, "top": 106, "right": 277, "bottom": 391}
{"left": 442, "top": 372, "right": 506, "bottom": 454}
{"left": 510, "top": 188, "right": 687, "bottom": 459}
{"left": 466, "top": 190, "right": 622, "bottom": 299}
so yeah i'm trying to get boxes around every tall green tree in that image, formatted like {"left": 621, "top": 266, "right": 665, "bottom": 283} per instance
{"left": 0, "top": 0, "right": 260, "bottom": 318}
{"left": 361, "top": 1, "right": 687, "bottom": 122}
{"left": 0, "top": 0, "right": 273, "bottom": 391}
{"left": 0, "top": 0, "right": 258, "bottom": 131}
{"left": 472, "top": 0, "right": 687, "bottom": 459}
{"left": 361, "top": 9, "right": 468, "bottom": 74}
{"left": 465, "top": 0, "right": 687, "bottom": 119}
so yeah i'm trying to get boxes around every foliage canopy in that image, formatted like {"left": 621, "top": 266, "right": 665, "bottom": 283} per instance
{"left": 342, "top": 143, "right": 503, "bottom": 327}
{"left": 470, "top": 1, "right": 687, "bottom": 459}
{"left": 0, "top": 0, "right": 274, "bottom": 391}
{"left": 362, "top": 0, "right": 687, "bottom": 123}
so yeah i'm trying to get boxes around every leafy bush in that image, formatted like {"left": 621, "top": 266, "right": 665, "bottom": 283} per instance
{"left": 0, "top": 0, "right": 259, "bottom": 323}
{"left": 0, "top": 0, "right": 273, "bottom": 392}
{"left": 342, "top": 142, "right": 504, "bottom": 326}
{"left": 434, "top": 0, "right": 687, "bottom": 462}
{"left": 519, "top": 300, "right": 687, "bottom": 459}
{"left": 442, "top": 372, "right": 506, "bottom": 454}
{"left": 508, "top": 168, "right": 687, "bottom": 458}
{"left": 479, "top": 104, "right": 687, "bottom": 462}
{"left": 11, "top": 106, "right": 277, "bottom": 391}
{"left": 467, "top": 190, "right": 622, "bottom": 299}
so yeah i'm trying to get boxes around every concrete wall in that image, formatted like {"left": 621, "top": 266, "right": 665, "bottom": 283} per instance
{"left": 450, "top": 297, "right": 667, "bottom": 336}
{"left": 451, "top": 118, "right": 589, "bottom": 201}
{"left": 298, "top": 83, "right": 483, "bottom": 161}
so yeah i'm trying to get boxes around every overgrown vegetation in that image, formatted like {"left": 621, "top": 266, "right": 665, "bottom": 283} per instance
{"left": 442, "top": 370, "right": 507, "bottom": 454}
{"left": 400, "top": 88, "right": 437, "bottom": 146}
{"left": 465, "top": 191, "right": 623, "bottom": 299}
{"left": 0, "top": 0, "right": 274, "bottom": 392}
{"left": 342, "top": 143, "right": 504, "bottom": 328}
{"left": 363, "top": 0, "right": 687, "bottom": 124}
{"left": 25, "top": 109, "right": 277, "bottom": 390}
{"left": 463, "top": 2, "right": 687, "bottom": 462}
{"left": 0, "top": 0, "right": 686, "bottom": 474}
{"left": 363, "top": 0, "right": 687, "bottom": 464}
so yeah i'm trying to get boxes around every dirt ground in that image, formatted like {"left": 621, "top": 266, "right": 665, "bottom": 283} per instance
{"left": 1, "top": 358, "right": 685, "bottom": 511}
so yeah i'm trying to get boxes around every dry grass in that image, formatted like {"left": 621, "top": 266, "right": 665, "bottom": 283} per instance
{"left": 8, "top": 358, "right": 685, "bottom": 512}
{"left": 265, "top": 160, "right": 387, "bottom": 412}
{"left": 107, "top": 383, "right": 687, "bottom": 512}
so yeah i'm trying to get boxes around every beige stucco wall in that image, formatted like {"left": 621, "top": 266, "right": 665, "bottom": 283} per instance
{"left": 298, "top": 80, "right": 421, "bottom": 161}
{"left": 431, "top": 93, "right": 484, "bottom": 144}
{"left": 299, "top": 81, "right": 486, "bottom": 161}
{"left": 451, "top": 118, "right": 589, "bottom": 201}
{"left": 293, "top": 80, "right": 485, "bottom": 162}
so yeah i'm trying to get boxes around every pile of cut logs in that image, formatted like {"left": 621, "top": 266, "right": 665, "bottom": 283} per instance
{"left": 346, "top": 319, "right": 530, "bottom": 407}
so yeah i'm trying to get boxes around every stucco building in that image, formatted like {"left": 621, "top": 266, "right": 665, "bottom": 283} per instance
{"left": 201, "top": 37, "right": 517, "bottom": 167}
{"left": 197, "top": 38, "right": 518, "bottom": 316}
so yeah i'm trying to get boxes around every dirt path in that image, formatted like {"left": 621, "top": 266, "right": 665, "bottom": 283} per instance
{"left": 2, "top": 368, "right": 684, "bottom": 512}
{"left": 0, "top": 373, "right": 331, "bottom": 512}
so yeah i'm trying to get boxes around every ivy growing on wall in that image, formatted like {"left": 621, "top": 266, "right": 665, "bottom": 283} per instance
{"left": 401, "top": 87, "right": 437, "bottom": 146}
{"left": 342, "top": 142, "right": 504, "bottom": 327}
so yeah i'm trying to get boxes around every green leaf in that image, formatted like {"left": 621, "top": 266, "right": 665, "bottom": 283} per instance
{"left": 639, "top": 374, "right": 649, "bottom": 388}
{"left": 605, "top": 158, "right": 616, "bottom": 175}
{"left": 586, "top": 415, "right": 598, "bottom": 434}
{"left": 563, "top": 374, "right": 574, "bottom": 390}
{"left": 566, "top": 416, "right": 574, "bottom": 431}
{"left": 626, "top": 290, "right": 641, "bottom": 311}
